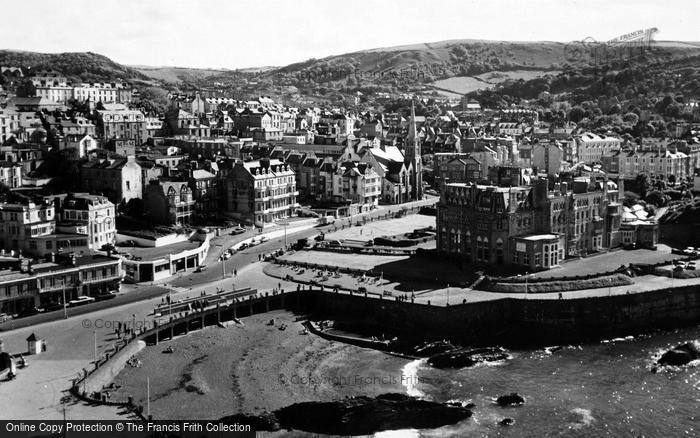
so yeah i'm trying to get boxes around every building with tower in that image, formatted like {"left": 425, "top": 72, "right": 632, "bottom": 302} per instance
{"left": 405, "top": 101, "right": 423, "bottom": 200}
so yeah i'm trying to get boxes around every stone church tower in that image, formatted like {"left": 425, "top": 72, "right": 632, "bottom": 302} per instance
{"left": 405, "top": 101, "right": 423, "bottom": 200}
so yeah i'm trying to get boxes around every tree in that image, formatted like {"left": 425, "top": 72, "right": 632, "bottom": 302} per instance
{"left": 645, "top": 190, "right": 669, "bottom": 207}
{"left": 635, "top": 173, "right": 651, "bottom": 198}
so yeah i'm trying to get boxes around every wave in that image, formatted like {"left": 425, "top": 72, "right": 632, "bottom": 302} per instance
{"left": 601, "top": 335, "right": 635, "bottom": 344}
{"left": 401, "top": 359, "right": 427, "bottom": 398}
{"left": 568, "top": 407, "right": 595, "bottom": 429}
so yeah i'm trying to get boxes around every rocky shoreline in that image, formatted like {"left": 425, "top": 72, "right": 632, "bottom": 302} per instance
{"left": 220, "top": 393, "right": 473, "bottom": 434}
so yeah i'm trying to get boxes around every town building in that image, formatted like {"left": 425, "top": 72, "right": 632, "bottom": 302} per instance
{"left": 80, "top": 156, "right": 143, "bottom": 204}
{"left": 576, "top": 132, "right": 622, "bottom": 164}
{"left": 142, "top": 180, "right": 195, "bottom": 226}
{"left": 332, "top": 162, "right": 381, "bottom": 212}
{"left": 0, "top": 197, "right": 89, "bottom": 257}
{"left": 58, "top": 134, "right": 97, "bottom": 160}
{"left": 225, "top": 158, "right": 298, "bottom": 225}
{"left": 96, "top": 109, "right": 147, "bottom": 143}
{"left": 0, "top": 253, "right": 122, "bottom": 315}
{"left": 58, "top": 193, "right": 116, "bottom": 251}
{"left": 0, "top": 161, "right": 22, "bottom": 188}
{"left": 436, "top": 176, "right": 635, "bottom": 270}
{"left": 531, "top": 141, "right": 564, "bottom": 175}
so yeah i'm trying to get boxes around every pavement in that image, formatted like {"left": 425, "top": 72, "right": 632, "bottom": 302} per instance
{"left": 266, "top": 261, "right": 700, "bottom": 307}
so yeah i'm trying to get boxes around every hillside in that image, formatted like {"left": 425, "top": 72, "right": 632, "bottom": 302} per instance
{"left": 0, "top": 50, "right": 151, "bottom": 84}
{"left": 3, "top": 38, "right": 700, "bottom": 105}
{"left": 264, "top": 40, "right": 576, "bottom": 88}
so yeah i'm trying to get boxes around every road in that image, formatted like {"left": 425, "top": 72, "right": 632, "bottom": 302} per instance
{"left": 0, "top": 197, "right": 436, "bottom": 332}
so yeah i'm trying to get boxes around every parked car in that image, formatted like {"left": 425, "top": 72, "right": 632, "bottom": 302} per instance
{"left": 674, "top": 265, "right": 685, "bottom": 273}
{"left": 230, "top": 227, "right": 246, "bottom": 235}
{"left": 16, "top": 307, "right": 41, "bottom": 318}
{"left": 327, "top": 240, "right": 342, "bottom": 248}
{"left": 68, "top": 296, "right": 95, "bottom": 307}
{"left": 0, "top": 313, "right": 10, "bottom": 323}
{"left": 42, "top": 302, "right": 65, "bottom": 312}
{"left": 195, "top": 264, "right": 208, "bottom": 273}
{"left": 238, "top": 243, "right": 249, "bottom": 250}
{"left": 686, "top": 262, "right": 696, "bottom": 271}
{"left": 95, "top": 291, "right": 117, "bottom": 301}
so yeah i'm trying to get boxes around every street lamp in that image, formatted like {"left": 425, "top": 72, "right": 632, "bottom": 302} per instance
{"left": 279, "top": 221, "right": 289, "bottom": 248}
{"left": 216, "top": 244, "right": 226, "bottom": 279}
{"left": 61, "top": 279, "right": 68, "bottom": 320}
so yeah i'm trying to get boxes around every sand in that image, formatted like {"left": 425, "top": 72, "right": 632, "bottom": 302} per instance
{"left": 111, "top": 310, "right": 410, "bottom": 420}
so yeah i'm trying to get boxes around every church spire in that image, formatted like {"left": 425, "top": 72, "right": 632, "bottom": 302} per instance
{"left": 408, "top": 100, "right": 418, "bottom": 142}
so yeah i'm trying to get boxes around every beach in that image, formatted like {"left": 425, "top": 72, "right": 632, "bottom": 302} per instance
{"left": 111, "top": 310, "right": 410, "bottom": 420}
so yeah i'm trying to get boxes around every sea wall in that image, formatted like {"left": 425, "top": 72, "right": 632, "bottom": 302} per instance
{"left": 301, "top": 285, "right": 700, "bottom": 346}
{"left": 81, "top": 339, "right": 146, "bottom": 396}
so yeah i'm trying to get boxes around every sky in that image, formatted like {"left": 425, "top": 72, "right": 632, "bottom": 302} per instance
{"left": 1, "top": 0, "right": 697, "bottom": 69}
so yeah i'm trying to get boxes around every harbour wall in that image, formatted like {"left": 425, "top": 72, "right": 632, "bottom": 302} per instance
{"left": 301, "top": 285, "right": 700, "bottom": 346}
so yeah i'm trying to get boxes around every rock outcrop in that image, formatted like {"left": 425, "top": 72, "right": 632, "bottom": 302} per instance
{"left": 221, "top": 393, "right": 472, "bottom": 434}
{"left": 496, "top": 393, "right": 525, "bottom": 407}
{"left": 657, "top": 341, "right": 700, "bottom": 367}
{"left": 428, "top": 347, "right": 509, "bottom": 369}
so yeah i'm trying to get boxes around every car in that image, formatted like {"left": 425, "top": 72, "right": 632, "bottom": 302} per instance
{"left": 326, "top": 240, "right": 342, "bottom": 248}
{"left": 16, "top": 307, "right": 41, "bottom": 318}
{"left": 238, "top": 243, "right": 249, "bottom": 250}
{"left": 686, "top": 262, "right": 696, "bottom": 271}
{"left": 0, "top": 313, "right": 10, "bottom": 323}
{"left": 195, "top": 265, "right": 208, "bottom": 272}
{"left": 95, "top": 291, "right": 117, "bottom": 301}
{"left": 68, "top": 296, "right": 96, "bottom": 307}
{"left": 259, "top": 236, "right": 268, "bottom": 243}
{"left": 230, "top": 227, "right": 246, "bottom": 235}
{"left": 42, "top": 302, "right": 65, "bottom": 312}
{"left": 358, "top": 286, "right": 368, "bottom": 293}
{"left": 674, "top": 265, "right": 685, "bottom": 273}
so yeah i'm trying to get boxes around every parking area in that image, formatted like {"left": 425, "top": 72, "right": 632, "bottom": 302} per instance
{"left": 530, "top": 244, "right": 682, "bottom": 279}
{"left": 323, "top": 214, "right": 435, "bottom": 243}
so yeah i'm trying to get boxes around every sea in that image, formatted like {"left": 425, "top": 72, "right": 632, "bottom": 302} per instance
{"left": 372, "top": 325, "right": 700, "bottom": 437}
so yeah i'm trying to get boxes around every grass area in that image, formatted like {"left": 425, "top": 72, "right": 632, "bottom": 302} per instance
{"left": 432, "top": 69, "right": 557, "bottom": 94}
{"left": 480, "top": 273, "right": 634, "bottom": 293}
